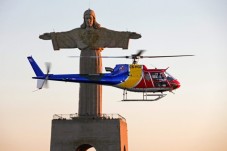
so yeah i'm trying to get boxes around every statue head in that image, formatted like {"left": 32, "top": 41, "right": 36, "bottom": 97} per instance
{"left": 81, "top": 9, "right": 101, "bottom": 29}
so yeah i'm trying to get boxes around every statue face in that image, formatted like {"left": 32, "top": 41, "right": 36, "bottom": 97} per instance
{"left": 84, "top": 15, "right": 94, "bottom": 28}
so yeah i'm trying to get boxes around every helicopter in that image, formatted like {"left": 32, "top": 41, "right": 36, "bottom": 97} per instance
{"left": 27, "top": 50, "right": 193, "bottom": 101}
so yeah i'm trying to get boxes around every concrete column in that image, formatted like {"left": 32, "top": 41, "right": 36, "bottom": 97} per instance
{"left": 79, "top": 49, "right": 102, "bottom": 116}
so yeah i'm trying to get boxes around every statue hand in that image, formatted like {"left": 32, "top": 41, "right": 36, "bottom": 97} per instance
{"left": 129, "top": 32, "right": 142, "bottom": 39}
{"left": 39, "top": 33, "right": 51, "bottom": 40}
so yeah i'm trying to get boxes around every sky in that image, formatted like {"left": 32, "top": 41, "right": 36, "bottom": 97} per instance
{"left": 1, "top": 0, "right": 227, "bottom": 151}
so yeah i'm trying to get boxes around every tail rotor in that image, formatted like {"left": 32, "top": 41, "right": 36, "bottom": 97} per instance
{"left": 37, "top": 62, "right": 52, "bottom": 89}
{"left": 43, "top": 62, "right": 52, "bottom": 89}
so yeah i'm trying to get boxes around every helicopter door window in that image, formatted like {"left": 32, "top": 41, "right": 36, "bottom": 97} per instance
{"left": 151, "top": 72, "right": 167, "bottom": 87}
{"left": 158, "top": 73, "right": 165, "bottom": 80}
{"left": 144, "top": 72, "right": 151, "bottom": 80}
{"left": 151, "top": 72, "right": 158, "bottom": 79}
{"left": 158, "top": 73, "right": 167, "bottom": 87}
{"left": 151, "top": 72, "right": 159, "bottom": 87}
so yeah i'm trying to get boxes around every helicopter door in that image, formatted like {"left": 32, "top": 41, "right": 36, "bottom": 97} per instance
{"left": 151, "top": 72, "right": 168, "bottom": 87}
{"left": 143, "top": 72, "right": 153, "bottom": 88}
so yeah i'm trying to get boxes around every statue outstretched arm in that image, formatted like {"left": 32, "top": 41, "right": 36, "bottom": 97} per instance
{"left": 39, "top": 28, "right": 142, "bottom": 50}
{"left": 99, "top": 28, "right": 142, "bottom": 49}
{"left": 129, "top": 32, "right": 142, "bottom": 39}
{"left": 39, "top": 30, "right": 78, "bottom": 50}
{"left": 39, "top": 33, "right": 52, "bottom": 40}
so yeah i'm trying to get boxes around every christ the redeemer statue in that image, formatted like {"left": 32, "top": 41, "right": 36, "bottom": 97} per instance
{"left": 39, "top": 9, "right": 141, "bottom": 116}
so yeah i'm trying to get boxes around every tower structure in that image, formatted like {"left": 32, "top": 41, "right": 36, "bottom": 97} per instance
{"left": 39, "top": 9, "right": 141, "bottom": 151}
{"left": 51, "top": 114, "right": 128, "bottom": 151}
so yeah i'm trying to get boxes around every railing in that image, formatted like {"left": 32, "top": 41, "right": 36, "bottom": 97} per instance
{"left": 53, "top": 113, "right": 126, "bottom": 122}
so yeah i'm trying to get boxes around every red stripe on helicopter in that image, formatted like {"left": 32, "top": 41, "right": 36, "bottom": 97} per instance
{"left": 134, "top": 70, "right": 154, "bottom": 88}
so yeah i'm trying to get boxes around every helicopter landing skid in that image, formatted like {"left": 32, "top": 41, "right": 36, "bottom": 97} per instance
{"left": 122, "top": 90, "right": 167, "bottom": 101}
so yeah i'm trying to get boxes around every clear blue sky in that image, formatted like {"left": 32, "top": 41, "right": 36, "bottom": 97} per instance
{"left": 1, "top": 0, "right": 227, "bottom": 151}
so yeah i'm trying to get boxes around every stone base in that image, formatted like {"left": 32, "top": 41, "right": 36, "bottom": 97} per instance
{"left": 50, "top": 115, "right": 128, "bottom": 151}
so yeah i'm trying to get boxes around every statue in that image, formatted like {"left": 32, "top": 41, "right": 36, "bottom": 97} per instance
{"left": 39, "top": 9, "right": 141, "bottom": 116}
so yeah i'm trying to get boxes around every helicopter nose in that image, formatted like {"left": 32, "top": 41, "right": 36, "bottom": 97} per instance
{"left": 172, "top": 80, "right": 181, "bottom": 89}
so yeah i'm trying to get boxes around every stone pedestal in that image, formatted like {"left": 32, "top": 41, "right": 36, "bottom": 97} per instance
{"left": 50, "top": 115, "right": 128, "bottom": 151}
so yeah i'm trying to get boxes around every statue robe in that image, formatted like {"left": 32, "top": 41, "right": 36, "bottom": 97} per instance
{"left": 50, "top": 27, "right": 131, "bottom": 50}
{"left": 49, "top": 27, "right": 132, "bottom": 116}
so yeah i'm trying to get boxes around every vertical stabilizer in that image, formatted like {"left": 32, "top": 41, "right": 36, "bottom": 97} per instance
{"left": 27, "top": 56, "right": 44, "bottom": 76}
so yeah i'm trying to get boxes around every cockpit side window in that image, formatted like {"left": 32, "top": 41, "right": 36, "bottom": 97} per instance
{"left": 164, "top": 72, "right": 175, "bottom": 81}
{"left": 151, "top": 72, "right": 165, "bottom": 80}
{"left": 151, "top": 72, "right": 158, "bottom": 79}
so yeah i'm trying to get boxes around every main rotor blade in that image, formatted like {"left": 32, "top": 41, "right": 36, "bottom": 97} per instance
{"left": 69, "top": 56, "right": 131, "bottom": 58}
{"left": 135, "top": 49, "right": 146, "bottom": 57}
{"left": 140, "top": 55, "right": 194, "bottom": 58}
{"left": 69, "top": 54, "right": 194, "bottom": 59}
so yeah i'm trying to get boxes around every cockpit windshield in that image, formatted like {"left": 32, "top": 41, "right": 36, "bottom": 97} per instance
{"left": 164, "top": 72, "right": 176, "bottom": 81}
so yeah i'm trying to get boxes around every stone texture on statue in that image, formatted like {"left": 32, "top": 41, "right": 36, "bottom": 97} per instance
{"left": 49, "top": 28, "right": 132, "bottom": 116}
{"left": 79, "top": 49, "right": 102, "bottom": 116}
{"left": 50, "top": 28, "right": 132, "bottom": 50}
{"left": 39, "top": 9, "right": 141, "bottom": 116}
